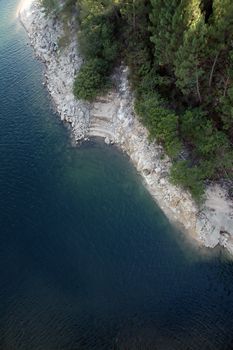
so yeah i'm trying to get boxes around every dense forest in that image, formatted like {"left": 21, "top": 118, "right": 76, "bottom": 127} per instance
{"left": 41, "top": 0, "right": 233, "bottom": 201}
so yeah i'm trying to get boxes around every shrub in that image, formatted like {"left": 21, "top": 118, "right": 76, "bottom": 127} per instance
{"left": 40, "top": 0, "right": 59, "bottom": 14}
{"left": 73, "top": 58, "right": 109, "bottom": 101}
{"left": 170, "top": 161, "right": 205, "bottom": 202}
{"left": 73, "top": 4, "right": 119, "bottom": 102}
{"left": 78, "top": 13, "right": 118, "bottom": 63}
{"left": 180, "top": 108, "right": 233, "bottom": 178}
{"left": 135, "top": 93, "right": 181, "bottom": 158}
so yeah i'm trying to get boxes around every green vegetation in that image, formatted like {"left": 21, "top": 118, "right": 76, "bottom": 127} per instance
{"left": 135, "top": 91, "right": 181, "bottom": 158}
{"left": 74, "top": 0, "right": 119, "bottom": 98}
{"left": 40, "top": 0, "right": 60, "bottom": 14}
{"left": 73, "top": 58, "right": 110, "bottom": 100}
{"left": 40, "top": 0, "right": 233, "bottom": 201}
{"left": 170, "top": 161, "right": 205, "bottom": 202}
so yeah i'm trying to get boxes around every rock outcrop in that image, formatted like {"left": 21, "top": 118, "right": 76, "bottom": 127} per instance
{"left": 19, "top": 1, "right": 233, "bottom": 255}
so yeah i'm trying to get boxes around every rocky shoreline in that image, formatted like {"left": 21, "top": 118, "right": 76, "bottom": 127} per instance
{"left": 19, "top": 1, "right": 233, "bottom": 254}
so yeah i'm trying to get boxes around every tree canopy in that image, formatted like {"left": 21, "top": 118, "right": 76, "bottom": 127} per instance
{"left": 41, "top": 0, "right": 233, "bottom": 201}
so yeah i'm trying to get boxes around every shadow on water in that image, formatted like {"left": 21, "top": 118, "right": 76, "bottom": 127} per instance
{"left": 1, "top": 1, "right": 233, "bottom": 350}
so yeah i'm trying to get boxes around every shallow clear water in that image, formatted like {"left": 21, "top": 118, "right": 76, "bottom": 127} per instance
{"left": 1, "top": 1, "right": 233, "bottom": 349}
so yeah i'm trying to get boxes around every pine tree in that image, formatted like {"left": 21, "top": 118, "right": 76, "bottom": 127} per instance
{"left": 120, "top": 0, "right": 150, "bottom": 38}
{"left": 171, "top": 0, "right": 204, "bottom": 48}
{"left": 149, "top": 0, "right": 181, "bottom": 67}
{"left": 207, "top": 0, "right": 233, "bottom": 131}
{"left": 174, "top": 0, "right": 207, "bottom": 103}
{"left": 206, "top": 0, "right": 233, "bottom": 87}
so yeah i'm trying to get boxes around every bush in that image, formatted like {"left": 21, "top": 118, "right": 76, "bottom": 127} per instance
{"left": 40, "top": 0, "right": 59, "bottom": 14}
{"left": 135, "top": 93, "right": 181, "bottom": 158}
{"left": 180, "top": 108, "right": 233, "bottom": 178}
{"left": 219, "top": 86, "right": 233, "bottom": 131}
{"left": 78, "top": 16, "right": 118, "bottom": 63}
{"left": 170, "top": 161, "right": 205, "bottom": 202}
{"left": 73, "top": 4, "right": 119, "bottom": 102}
{"left": 73, "top": 58, "right": 109, "bottom": 101}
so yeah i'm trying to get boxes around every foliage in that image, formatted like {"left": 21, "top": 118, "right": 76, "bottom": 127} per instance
{"left": 77, "top": 14, "right": 119, "bottom": 62}
{"left": 72, "top": 0, "right": 120, "bottom": 100}
{"left": 150, "top": 0, "right": 180, "bottom": 67}
{"left": 73, "top": 58, "right": 109, "bottom": 100}
{"left": 44, "top": 0, "right": 233, "bottom": 201}
{"left": 174, "top": 12, "right": 207, "bottom": 101}
{"left": 180, "top": 109, "right": 232, "bottom": 169}
{"left": 170, "top": 161, "right": 205, "bottom": 202}
{"left": 135, "top": 92, "right": 181, "bottom": 158}
{"left": 40, "top": 0, "right": 59, "bottom": 14}
{"left": 148, "top": 0, "right": 233, "bottom": 200}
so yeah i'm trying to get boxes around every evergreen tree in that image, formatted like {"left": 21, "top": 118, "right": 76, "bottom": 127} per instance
{"left": 149, "top": 0, "right": 180, "bottom": 67}
{"left": 66, "top": 0, "right": 233, "bottom": 199}
{"left": 174, "top": 0, "right": 207, "bottom": 103}
{"left": 207, "top": 0, "right": 233, "bottom": 130}
{"left": 120, "top": 1, "right": 152, "bottom": 83}
{"left": 171, "top": 0, "right": 204, "bottom": 49}
{"left": 207, "top": 0, "right": 233, "bottom": 85}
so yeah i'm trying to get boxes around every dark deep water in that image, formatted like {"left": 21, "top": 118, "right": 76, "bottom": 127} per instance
{"left": 1, "top": 1, "right": 233, "bottom": 349}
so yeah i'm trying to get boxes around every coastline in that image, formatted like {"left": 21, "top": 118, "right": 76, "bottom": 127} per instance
{"left": 19, "top": 1, "right": 233, "bottom": 254}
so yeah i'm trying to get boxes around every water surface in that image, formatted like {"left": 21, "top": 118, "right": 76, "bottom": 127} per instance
{"left": 1, "top": 1, "right": 233, "bottom": 349}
